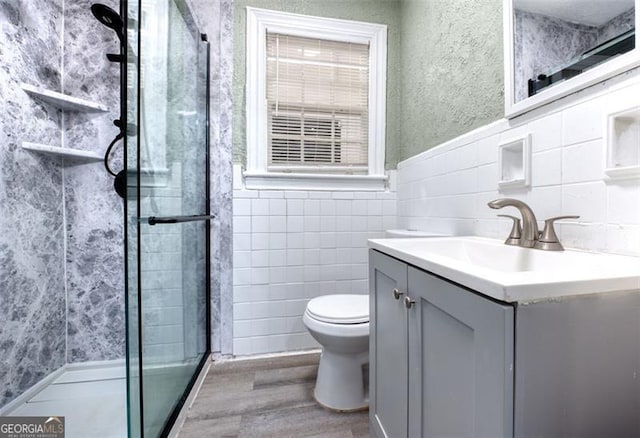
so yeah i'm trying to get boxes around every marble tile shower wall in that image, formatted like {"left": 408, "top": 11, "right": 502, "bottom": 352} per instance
{"left": 598, "top": 7, "right": 635, "bottom": 43}
{"left": 189, "top": 0, "right": 234, "bottom": 356}
{"left": 211, "top": 0, "right": 235, "bottom": 357}
{"left": 0, "top": 0, "right": 127, "bottom": 408}
{"left": 0, "top": 1, "right": 67, "bottom": 408}
{"left": 232, "top": 189, "right": 396, "bottom": 355}
{"left": 62, "top": 0, "right": 125, "bottom": 363}
{"left": 397, "top": 71, "right": 640, "bottom": 257}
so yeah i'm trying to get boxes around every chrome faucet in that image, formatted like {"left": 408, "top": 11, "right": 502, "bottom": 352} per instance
{"left": 488, "top": 198, "right": 539, "bottom": 248}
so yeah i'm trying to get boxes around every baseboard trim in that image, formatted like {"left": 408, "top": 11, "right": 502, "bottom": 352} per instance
{"left": 221, "top": 348, "right": 322, "bottom": 363}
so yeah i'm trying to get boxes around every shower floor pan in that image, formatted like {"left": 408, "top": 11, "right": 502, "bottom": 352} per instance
{"left": 8, "top": 362, "right": 127, "bottom": 438}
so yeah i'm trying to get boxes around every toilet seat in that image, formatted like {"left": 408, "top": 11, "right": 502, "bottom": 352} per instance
{"left": 306, "top": 294, "right": 369, "bottom": 324}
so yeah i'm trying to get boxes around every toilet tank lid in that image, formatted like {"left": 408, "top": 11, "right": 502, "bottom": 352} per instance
{"left": 385, "top": 229, "right": 448, "bottom": 238}
{"left": 306, "top": 294, "right": 369, "bottom": 324}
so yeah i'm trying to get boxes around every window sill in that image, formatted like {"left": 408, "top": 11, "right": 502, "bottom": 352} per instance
{"left": 242, "top": 171, "right": 388, "bottom": 191}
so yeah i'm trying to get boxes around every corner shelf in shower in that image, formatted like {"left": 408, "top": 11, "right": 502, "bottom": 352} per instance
{"left": 21, "top": 83, "right": 108, "bottom": 113}
{"left": 21, "top": 142, "right": 103, "bottom": 163}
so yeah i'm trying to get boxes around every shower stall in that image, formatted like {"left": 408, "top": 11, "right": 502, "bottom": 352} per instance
{"left": 0, "top": 0, "right": 211, "bottom": 436}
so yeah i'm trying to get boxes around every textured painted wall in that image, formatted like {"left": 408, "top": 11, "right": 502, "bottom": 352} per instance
{"left": 233, "top": 0, "right": 402, "bottom": 168}
{"left": 399, "top": 0, "right": 504, "bottom": 162}
{"left": 0, "top": 0, "right": 67, "bottom": 408}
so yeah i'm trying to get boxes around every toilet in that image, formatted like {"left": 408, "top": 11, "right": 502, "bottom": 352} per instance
{"left": 303, "top": 230, "right": 446, "bottom": 412}
{"left": 303, "top": 294, "right": 370, "bottom": 411}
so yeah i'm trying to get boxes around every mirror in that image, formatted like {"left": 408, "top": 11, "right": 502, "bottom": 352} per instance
{"left": 505, "top": 0, "right": 639, "bottom": 117}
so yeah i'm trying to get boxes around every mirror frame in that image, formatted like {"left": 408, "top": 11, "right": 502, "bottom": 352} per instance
{"left": 504, "top": 0, "right": 640, "bottom": 118}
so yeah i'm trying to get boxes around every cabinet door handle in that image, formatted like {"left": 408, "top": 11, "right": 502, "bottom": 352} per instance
{"left": 392, "top": 288, "right": 403, "bottom": 300}
{"left": 404, "top": 296, "right": 415, "bottom": 309}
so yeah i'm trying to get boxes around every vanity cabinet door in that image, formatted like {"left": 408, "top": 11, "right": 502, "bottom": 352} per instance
{"left": 369, "top": 250, "right": 409, "bottom": 438}
{"left": 406, "top": 267, "right": 515, "bottom": 438}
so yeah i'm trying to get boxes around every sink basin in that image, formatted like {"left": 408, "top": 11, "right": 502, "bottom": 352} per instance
{"left": 379, "top": 237, "right": 619, "bottom": 273}
{"left": 368, "top": 236, "right": 640, "bottom": 302}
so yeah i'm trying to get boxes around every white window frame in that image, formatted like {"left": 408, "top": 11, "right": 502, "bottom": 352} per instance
{"left": 244, "top": 7, "right": 388, "bottom": 191}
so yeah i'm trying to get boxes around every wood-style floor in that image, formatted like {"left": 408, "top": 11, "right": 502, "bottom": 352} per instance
{"left": 178, "top": 352, "right": 370, "bottom": 437}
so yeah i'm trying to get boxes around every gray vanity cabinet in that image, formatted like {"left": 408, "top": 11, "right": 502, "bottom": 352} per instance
{"left": 369, "top": 250, "right": 409, "bottom": 438}
{"left": 406, "top": 266, "right": 514, "bottom": 438}
{"left": 370, "top": 250, "right": 515, "bottom": 438}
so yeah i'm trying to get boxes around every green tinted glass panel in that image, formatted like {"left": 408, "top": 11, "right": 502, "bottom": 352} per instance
{"left": 125, "top": 0, "right": 209, "bottom": 436}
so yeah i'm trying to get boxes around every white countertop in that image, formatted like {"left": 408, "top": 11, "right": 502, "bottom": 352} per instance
{"left": 368, "top": 236, "right": 640, "bottom": 303}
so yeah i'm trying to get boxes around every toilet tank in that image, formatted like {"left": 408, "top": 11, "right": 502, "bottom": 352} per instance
{"left": 385, "top": 229, "right": 448, "bottom": 238}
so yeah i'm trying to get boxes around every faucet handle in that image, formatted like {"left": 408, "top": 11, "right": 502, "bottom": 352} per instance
{"left": 497, "top": 214, "right": 522, "bottom": 246}
{"left": 535, "top": 215, "right": 580, "bottom": 251}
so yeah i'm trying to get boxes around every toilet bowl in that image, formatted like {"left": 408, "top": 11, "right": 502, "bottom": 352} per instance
{"left": 303, "top": 294, "right": 369, "bottom": 411}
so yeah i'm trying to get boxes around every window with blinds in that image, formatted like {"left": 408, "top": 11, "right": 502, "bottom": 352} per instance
{"left": 266, "top": 32, "right": 370, "bottom": 173}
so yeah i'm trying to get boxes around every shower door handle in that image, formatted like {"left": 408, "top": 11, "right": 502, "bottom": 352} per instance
{"left": 147, "top": 214, "right": 216, "bottom": 225}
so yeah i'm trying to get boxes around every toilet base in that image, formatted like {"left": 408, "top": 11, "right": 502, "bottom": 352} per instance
{"left": 313, "top": 393, "right": 369, "bottom": 413}
{"left": 313, "top": 349, "right": 369, "bottom": 411}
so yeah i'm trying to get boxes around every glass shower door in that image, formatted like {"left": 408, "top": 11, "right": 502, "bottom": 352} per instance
{"left": 125, "top": 0, "right": 210, "bottom": 436}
